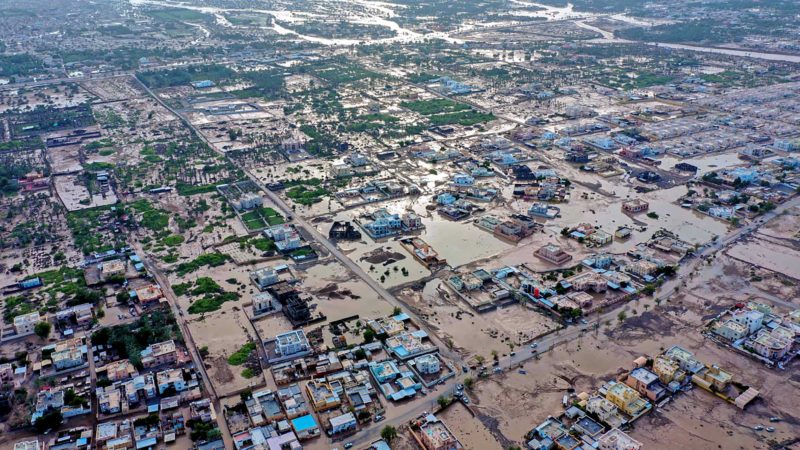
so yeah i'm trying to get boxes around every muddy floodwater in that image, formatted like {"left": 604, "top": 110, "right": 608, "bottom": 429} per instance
{"left": 439, "top": 402, "right": 504, "bottom": 450}
{"left": 420, "top": 217, "right": 514, "bottom": 268}
{"left": 727, "top": 236, "right": 800, "bottom": 280}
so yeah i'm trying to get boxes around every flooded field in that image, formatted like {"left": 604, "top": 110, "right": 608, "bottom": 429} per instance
{"left": 188, "top": 304, "right": 264, "bottom": 396}
{"left": 398, "top": 279, "right": 561, "bottom": 361}
{"left": 727, "top": 236, "right": 800, "bottom": 280}
{"left": 439, "top": 402, "right": 504, "bottom": 450}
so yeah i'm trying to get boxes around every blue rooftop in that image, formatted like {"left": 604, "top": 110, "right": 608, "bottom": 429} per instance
{"left": 392, "top": 346, "right": 409, "bottom": 358}
{"left": 291, "top": 414, "right": 317, "bottom": 432}
{"left": 371, "top": 441, "right": 391, "bottom": 450}
{"left": 410, "top": 330, "right": 428, "bottom": 339}
{"left": 136, "top": 437, "right": 157, "bottom": 449}
{"left": 392, "top": 312, "right": 410, "bottom": 322}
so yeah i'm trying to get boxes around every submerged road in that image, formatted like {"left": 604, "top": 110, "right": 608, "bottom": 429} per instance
{"left": 134, "top": 73, "right": 465, "bottom": 357}
{"left": 128, "top": 239, "right": 235, "bottom": 449}
{"left": 135, "top": 71, "right": 800, "bottom": 446}
{"left": 135, "top": 74, "right": 472, "bottom": 447}
{"left": 494, "top": 194, "right": 800, "bottom": 371}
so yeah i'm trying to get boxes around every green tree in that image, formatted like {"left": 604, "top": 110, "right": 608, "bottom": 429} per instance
{"left": 380, "top": 425, "right": 398, "bottom": 443}
{"left": 464, "top": 377, "right": 474, "bottom": 390}
{"left": 363, "top": 328, "right": 376, "bottom": 344}
{"left": 34, "top": 408, "right": 62, "bottom": 433}
{"left": 34, "top": 321, "right": 52, "bottom": 339}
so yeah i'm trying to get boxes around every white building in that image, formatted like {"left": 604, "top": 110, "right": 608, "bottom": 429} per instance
{"left": 731, "top": 309, "right": 764, "bottom": 335}
{"left": 251, "top": 267, "right": 280, "bottom": 290}
{"left": 414, "top": 354, "right": 441, "bottom": 375}
{"left": 275, "top": 330, "right": 310, "bottom": 358}
{"left": 253, "top": 292, "right": 279, "bottom": 315}
{"left": 13, "top": 312, "right": 41, "bottom": 335}
{"left": 713, "top": 320, "right": 748, "bottom": 341}
{"left": 13, "top": 440, "right": 41, "bottom": 450}
{"left": 234, "top": 193, "right": 263, "bottom": 211}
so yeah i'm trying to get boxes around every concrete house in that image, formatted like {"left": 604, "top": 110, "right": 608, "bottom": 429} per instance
{"left": 625, "top": 368, "right": 668, "bottom": 402}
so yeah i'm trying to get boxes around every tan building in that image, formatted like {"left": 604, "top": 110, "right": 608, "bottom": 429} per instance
{"left": 101, "top": 260, "right": 126, "bottom": 279}
{"left": 626, "top": 260, "right": 658, "bottom": 278}
{"left": 134, "top": 284, "right": 163, "bottom": 307}
{"left": 751, "top": 326, "right": 793, "bottom": 360}
{"left": 0, "top": 363, "right": 13, "bottom": 383}
{"left": 692, "top": 365, "right": 732, "bottom": 392}
{"left": 419, "top": 416, "right": 460, "bottom": 450}
{"left": 305, "top": 379, "right": 341, "bottom": 412}
{"left": 535, "top": 244, "right": 573, "bottom": 265}
{"left": 598, "top": 428, "right": 642, "bottom": 450}
{"left": 103, "top": 359, "right": 138, "bottom": 382}
{"left": 141, "top": 340, "right": 178, "bottom": 368}
{"left": 622, "top": 199, "right": 649, "bottom": 213}
{"left": 712, "top": 320, "right": 748, "bottom": 341}
{"left": 652, "top": 356, "right": 684, "bottom": 384}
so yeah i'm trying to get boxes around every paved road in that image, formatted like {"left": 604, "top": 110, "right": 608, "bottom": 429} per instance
{"left": 248, "top": 169, "right": 466, "bottom": 364}
{"left": 132, "top": 74, "right": 480, "bottom": 448}
{"left": 135, "top": 71, "right": 800, "bottom": 447}
{"left": 134, "top": 73, "right": 466, "bottom": 366}
{"left": 129, "top": 240, "right": 235, "bottom": 449}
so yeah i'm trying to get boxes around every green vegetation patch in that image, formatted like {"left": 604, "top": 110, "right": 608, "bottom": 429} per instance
{"left": 176, "top": 182, "right": 217, "bottom": 196}
{"left": 162, "top": 235, "right": 185, "bottom": 247}
{"left": 91, "top": 310, "right": 183, "bottom": 368}
{"left": 400, "top": 98, "right": 472, "bottom": 115}
{"left": 187, "top": 291, "right": 239, "bottom": 314}
{"left": 129, "top": 199, "right": 170, "bottom": 232}
{"left": 286, "top": 185, "right": 329, "bottom": 206}
{"left": 240, "top": 206, "right": 284, "bottom": 230}
{"left": 3, "top": 296, "right": 35, "bottom": 324}
{"left": 147, "top": 8, "right": 210, "bottom": 23}
{"left": 173, "top": 277, "right": 241, "bottom": 315}
{"left": 227, "top": 342, "right": 256, "bottom": 365}
{"left": 138, "top": 64, "right": 235, "bottom": 89}
{"left": 0, "top": 54, "right": 44, "bottom": 78}
{"left": 174, "top": 252, "right": 230, "bottom": 276}
{"left": 66, "top": 205, "right": 122, "bottom": 255}
{"left": 428, "top": 110, "right": 494, "bottom": 126}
